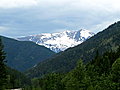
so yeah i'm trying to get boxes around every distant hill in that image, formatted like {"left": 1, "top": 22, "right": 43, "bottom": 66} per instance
{"left": 1, "top": 36, "right": 55, "bottom": 71}
{"left": 18, "top": 29, "right": 94, "bottom": 53}
{"left": 26, "top": 21, "right": 120, "bottom": 78}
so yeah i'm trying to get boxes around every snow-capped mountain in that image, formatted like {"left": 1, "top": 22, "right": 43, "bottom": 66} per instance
{"left": 17, "top": 29, "right": 94, "bottom": 53}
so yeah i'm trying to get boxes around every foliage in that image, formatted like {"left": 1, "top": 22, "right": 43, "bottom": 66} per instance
{"left": 28, "top": 73, "right": 65, "bottom": 90}
{"left": 27, "top": 47, "right": 120, "bottom": 90}
{"left": 0, "top": 37, "right": 7, "bottom": 89}
{"left": 111, "top": 58, "right": 120, "bottom": 89}
{"left": 62, "top": 60, "right": 87, "bottom": 90}
{"left": 6, "top": 67, "right": 31, "bottom": 89}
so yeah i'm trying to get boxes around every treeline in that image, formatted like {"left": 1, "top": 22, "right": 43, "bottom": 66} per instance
{"left": 28, "top": 47, "right": 120, "bottom": 90}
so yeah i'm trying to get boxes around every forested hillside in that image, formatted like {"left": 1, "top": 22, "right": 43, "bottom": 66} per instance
{"left": 26, "top": 46, "right": 120, "bottom": 90}
{"left": 1, "top": 36, "right": 55, "bottom": 71}
{"left": 26, "top": 21, "right": 120, "bottom": 78}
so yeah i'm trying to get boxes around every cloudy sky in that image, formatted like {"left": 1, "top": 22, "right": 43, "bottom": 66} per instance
{"left": 0, "top": 0, "right": 120, "bottom": 37}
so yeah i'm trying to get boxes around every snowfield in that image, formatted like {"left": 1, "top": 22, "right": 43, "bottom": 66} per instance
{"left": 17, "top": 29, "right": 94, "bottom": 52}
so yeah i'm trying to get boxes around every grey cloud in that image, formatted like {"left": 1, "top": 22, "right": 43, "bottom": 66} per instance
{"left": 0, "top": 0, "right": 120, "bottom": 37}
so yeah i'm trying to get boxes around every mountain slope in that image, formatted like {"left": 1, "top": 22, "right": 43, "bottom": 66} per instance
{"left": 26, "top": 21, "right": 120, "bottom": 78}
{"left": 18, "top": 29, "right": 94, "bottom": 52}
{"left": 1, "top": 36, "right": 55, "bottom": 71}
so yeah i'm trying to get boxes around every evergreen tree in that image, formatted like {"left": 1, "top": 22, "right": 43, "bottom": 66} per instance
{"left": 0, "top": 37, "right": 7, "bottom": 89}
{"left": 63, "top": 60, "right": 87, "bottom": 90}
{"left": 40, "top": 73, "right": 64, "bottom": 90}
{"left": 111, "top": 58, "right": 120, "bottom": 89}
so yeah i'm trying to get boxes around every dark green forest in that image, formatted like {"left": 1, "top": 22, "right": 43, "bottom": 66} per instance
{"left": 24, "top": 47, "right": 120, "bottom": 90}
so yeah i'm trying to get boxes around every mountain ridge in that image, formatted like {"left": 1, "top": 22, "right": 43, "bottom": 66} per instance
{"left": 17, "top": 29, "right": 94, "bottom": 52}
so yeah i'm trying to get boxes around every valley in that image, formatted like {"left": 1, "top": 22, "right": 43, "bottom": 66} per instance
{"left": 0, "top": 0, "right": 120, "bottom": 89}
{"left": 0, "top": 21, "right": 120, "bottom": 90}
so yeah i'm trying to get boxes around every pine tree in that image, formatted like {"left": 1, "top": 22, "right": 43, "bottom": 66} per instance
{"left": 63, "top": 60, "right": 87, "bottom": 90}
{"left": 0, "top": 37, "right": 7, "bottom": 89}
{"left": 111, "top": 58, "right": 120, "bottom": 89}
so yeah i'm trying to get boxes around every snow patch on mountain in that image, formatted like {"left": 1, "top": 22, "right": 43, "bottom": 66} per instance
{"left": 17, "top": 29, "right": 94, "bottom": 52}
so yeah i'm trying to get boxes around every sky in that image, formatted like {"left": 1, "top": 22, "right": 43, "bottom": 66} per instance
{"left": 0, "top": 0, "right": 120, "bottom": 38}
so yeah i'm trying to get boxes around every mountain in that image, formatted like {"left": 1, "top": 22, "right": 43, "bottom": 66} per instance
{"left": 1, "top": 36, "right": 55, "bottom": 71}
{"left": 26, "top": 21, "right": 120, "bottom": 78}
{"left": 17, "top": 29, "right": 94, "bottom": 52}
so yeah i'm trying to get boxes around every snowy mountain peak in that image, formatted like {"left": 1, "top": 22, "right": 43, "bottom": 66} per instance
{"left": 17, "top": 29, "right": 94, "bottom": 53}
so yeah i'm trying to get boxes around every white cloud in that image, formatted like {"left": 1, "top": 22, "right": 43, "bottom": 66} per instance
{"left": 37, "top": 0, "right": 120, "bottom": 10}
{"left": 0, "top": 0, "right": 38, "bottom": 8}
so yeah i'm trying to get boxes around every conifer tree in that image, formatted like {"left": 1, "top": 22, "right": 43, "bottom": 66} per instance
{"left": 112, "top": 58, "right": 120, "bottom": 83}
{"left": 0, "top": 37, "right": 7, "bottom": 89}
